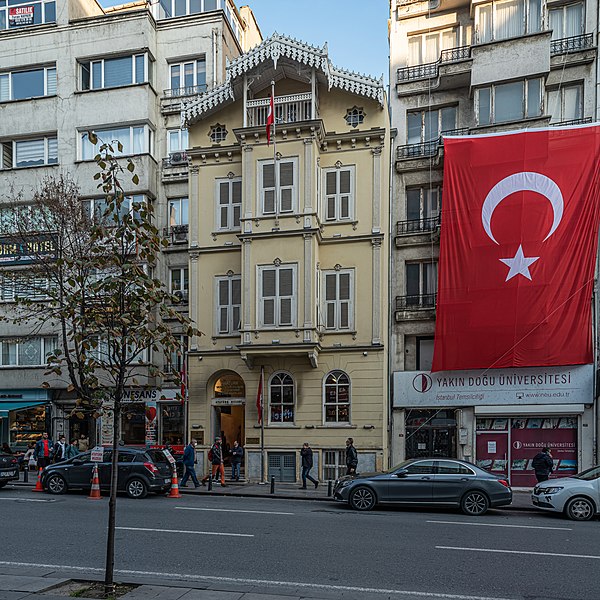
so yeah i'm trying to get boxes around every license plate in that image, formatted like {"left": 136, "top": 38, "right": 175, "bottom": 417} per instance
{"left": 0, "top": 470, "right": 16, "bottom": 477}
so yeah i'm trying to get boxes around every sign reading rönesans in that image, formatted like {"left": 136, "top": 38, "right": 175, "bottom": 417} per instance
{"left": 0, "top": 235, "right": 57, "bottom": 265}
{"left": 393, "top": 365, "right": 593, "bottom": 407}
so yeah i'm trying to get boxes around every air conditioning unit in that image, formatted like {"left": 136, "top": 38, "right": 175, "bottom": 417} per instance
{"left": 170, "top": 151, "right": 188, "bottom": 165}
{"left": 173, "top": 290, "right": 189, "bottom": 303}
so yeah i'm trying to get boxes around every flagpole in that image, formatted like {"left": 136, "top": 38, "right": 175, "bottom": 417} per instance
{"left": 259, "top": 365, "right": 266, "bottom": 484}
{"left": 272, "top": 80, "right": 279, "bottom": 226}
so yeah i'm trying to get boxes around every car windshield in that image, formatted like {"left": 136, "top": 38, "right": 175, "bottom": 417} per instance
{"left": 573, "top": 465, "right": 600, "bottom": 481}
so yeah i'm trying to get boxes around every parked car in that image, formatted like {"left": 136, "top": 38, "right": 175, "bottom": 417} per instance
{"left": 531, "top": 465, "right": 600, "bottom": 521}
{"left": 41, "top": 446, "right": 173, "bottom": 499}
{"left": 333, "top": 458, "right": 512, "bottom": 515}
{"left": 0, "top": 451, "right": 19, "bottom": 488}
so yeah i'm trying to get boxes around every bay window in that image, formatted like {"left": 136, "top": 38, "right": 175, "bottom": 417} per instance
{"left": 80, "top": 53, "right": 150, "bottom": 91}
{"left": 477, "top": 78, "right": 542, "bottom": 125}
{"left": 80, "top": 125, "right": 152, "bottom": 159}
{"left": 476, "top": 0, "right": 542, "bottom": 43}
{"left": 0, "top": 135, "right": 58, "bottom": 169}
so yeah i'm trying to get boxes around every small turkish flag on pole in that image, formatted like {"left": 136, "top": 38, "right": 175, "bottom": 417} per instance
{"left": 266, "top": 89, "right": 274, "bottom": 146}
{"left": 256, "top": 366, "right": 264, "bottom": 425}
{"left": 433, "top": 125, "right": 600, "bottom": 371}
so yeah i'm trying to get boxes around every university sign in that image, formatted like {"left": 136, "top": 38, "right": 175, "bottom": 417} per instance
{"left": 393, "top": 365, "right": 593, "bottom": 408}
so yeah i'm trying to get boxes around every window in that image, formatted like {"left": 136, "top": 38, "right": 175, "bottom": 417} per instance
{"left": 216, "top": 275, "right": 241, "bottom": 334}
{"left": 476, "top": 0, "right": 542, "bottom": 43}
{"left": 0, "top": 65, "right": 56, "bottom": 102}
{"left": 0, "top": 0, "right": 56, "bottom": 30}
{"left": 168, "top": 197, "right": 189, "bottom": 227}
{"left": 258, "top": 264, "right": 296, "bottom": 327}
{"left": 168, "top": 59, "right": 206, "bottom": 96}
{"left": 407, "top": 107, "right": 456, "bottom": 144}
{"left": 0, "top": 273, "right": 52, "bottom": 302}
{"left": 323, "top": 450, "right": 346, "bottom": 480}
{"left": 216, "top": 178, "right": 241, "bottom": 231}
{"left": 404, "top": 460, "right": 436, "bottom": 475}
{"left": 259, "top": 158, "right": 297, "bottom": 215}
{"left": 0, "top": 136, "right": 57, "bottom": 169}
{"left": 168, "top": 128, "right": 189, "bottom": 153}
{"left": 408, "top": 29, "right": 456, "bottom": 65}
{"left": 0, "top": 336, "right": 57, "bottom": 366}
{"left": 437, "top": 460, "right": 475, "bottom": 475}
{"left": 80, "top": 54, "right": 149, "bottom": 91}
{"left": 548, "top": 84, "right": 583, "bottom": 123}
{"left": 209, "top": 124, "right": 228, "bottom": 143}
{"left": 323, "top": 167, "right": 354, "bottom": 221}
{"left": 549, "top": 3, "right": 583, "bottom": 40}
{"left": 170, "top": 267, "right": 189, "bottom": 302}
{"left": 80, "top": 125, "right": 152, "bottom": 160}
{"left": 477, "top": 78, "right": 542, "bottom": 125}
{"left": 83, "top": 195, "right": 145, "bottom": 224}
{"left": 323, "top": 270, "right": 353, "bottom": 330}
{"left": 406, "top": 187, "right": 441, "bottom": 223}
{"left": 406, "top": 261, "right": 437, "bottom": 301}
{"left": 344, "top": 106, "right": 365, "bottom": 128}
{"left": 168, "top": 334, "right": 187, "bottom": 373}
{"left": 269, "top": 372, "right": 294, "bottom": 423}
{"left": 324, "top": 370, "right": 350, "bottom": 423}
{"left": 417, "top": 337, "right": 434, "bottom": 370}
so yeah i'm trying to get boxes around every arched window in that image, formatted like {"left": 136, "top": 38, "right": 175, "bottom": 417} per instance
{"left": 324, "top": 370, "right": 350, "bottom": 423}
{"left": 269, "top": 372, "right": 294, "bottom": 423}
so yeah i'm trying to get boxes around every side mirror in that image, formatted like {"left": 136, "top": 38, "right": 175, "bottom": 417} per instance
{"left": 395, "top": 469, "right": 408, "bottom": 478}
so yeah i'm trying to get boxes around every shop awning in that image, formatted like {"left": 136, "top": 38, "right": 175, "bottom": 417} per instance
{"left": 0, "top": 401, "right": 46, "bottom": 417}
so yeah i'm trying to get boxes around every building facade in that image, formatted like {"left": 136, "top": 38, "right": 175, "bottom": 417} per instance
{"left": 0, "top": 0, "right": 260, "bottom": 449}
{"left": 182, "top": 34, "right": 390, "bottom": 482}
{"left": 389, "top": 0, "right": 598, "bottom": 484}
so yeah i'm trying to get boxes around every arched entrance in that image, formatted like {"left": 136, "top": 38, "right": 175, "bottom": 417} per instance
{"left": 211, "top": 372, "right": 245, "bottom": 468}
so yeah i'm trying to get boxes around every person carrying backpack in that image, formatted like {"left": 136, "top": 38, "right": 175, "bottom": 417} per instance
{"left": 202, "top": 437, "right": 226, "bottom": 486}
{"left": 532, "top": 447, "right": 554, "bottom": 483}
{"left": 345, "top": 437, "right": 358, "bottom": 475}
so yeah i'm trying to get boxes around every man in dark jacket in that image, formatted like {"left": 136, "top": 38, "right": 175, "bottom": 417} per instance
{"left": 180, "top": 439, "right": 200, "bottom": 488}
{"left": 345, "top": 437, "right": 358, "bottom": 475}
{"left": 53, "top": 435, "right": 68, "bottom": 463}
{"left": 532, "top": 447, "right": 554, "bottom": 483}
{"left": 202, "top": 437, "right": 226, "bottom": 486}
{"left": 34, "top": 432, "right": 53, "bottom": 469}
{"left": 299, "top": 442, "right": 318, "bottom": 489}
{"left": 230, "top": 440, "right": 244, "bottom": 481}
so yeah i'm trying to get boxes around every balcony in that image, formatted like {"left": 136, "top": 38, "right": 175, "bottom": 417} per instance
{"left": 396, "top": 216, "right": 441, "bottom": 246}
{"left": 161, "top": 157, "right": 189, "bottom": 183}
{"left": 161, "top": 84, "right": 208, "bottom": 114}
{"left": 551, "top": 34, "right": 594, "bottom": 56}
{"left": 551, "top": 117, "right": 593, "bottom": 127}
{"left": 247, "top": 92, "right": 315, "bottom": 127}
{"left": 396, "top": 128, "right": 469, "bottom": 161}
{"left": 163, "top": 224, "right": 189, "bottom": 246}
{"left": 395, "top": 294, "right": 437, "bottom": 322}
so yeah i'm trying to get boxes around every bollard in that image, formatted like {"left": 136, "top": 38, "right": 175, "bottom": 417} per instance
{"left": 270, "top": 476, "right": 275, "bottom": 494}
{"left": 327, "top": 480, "right": 332, "bottom": 497}
{"left": 207, "top": 473, "right": 213, "bottom": 491}
{"left": 23, "top": 467, "right": 28, "bottom": 483}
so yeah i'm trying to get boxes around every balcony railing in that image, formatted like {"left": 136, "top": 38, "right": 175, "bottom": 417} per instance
{"left": 397, "top": 128, "right": 469, "bottom": 160}
{"left": 551, "top": 34, "right": 594, "bottom": 55}
{"left": 163, "top": 84, "right": 208, "bottom": 98}
{"left": 551, "top": 116, "right": 593, "bottom": 127}
{"left": 396, "top": 216, "right": 441, "bottom": 236}
{"left": 395, "top": 294, "right": 437, "bottom": 310}
{"left": 163, "top": 224, "right": 189, "bottom": 244}
{"left": 247, "top": 92, "right": 314, "bottom": 127}
{"left": 397, "top": 46, "right": 471, "bottom": 82}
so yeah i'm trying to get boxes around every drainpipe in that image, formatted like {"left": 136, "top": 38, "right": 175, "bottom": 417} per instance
{"left": 212, "top": 28, "right": 218, "bottom": 88}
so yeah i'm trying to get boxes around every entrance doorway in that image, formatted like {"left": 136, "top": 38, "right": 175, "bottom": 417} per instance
{"left": 405, "top": 409, "right": 457, "bottom": 459}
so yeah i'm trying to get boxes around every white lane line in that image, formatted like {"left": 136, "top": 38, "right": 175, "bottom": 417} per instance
{"left": 428, "top": 520, "right": 572, "bottom": 531}
{"left": 0, "top": 497, "right": 56, "bottom": 503}
{"left": 115, "top": 526, "right": 253, "bottom": 538}
{"left": 437, "top": 546, "right": 600, "bottom": 560}
{"left": 175, "top": 506, "right": 294, "bottom": 516}
{"left": 0, "top": 561, "right": 517, "bottom": 600}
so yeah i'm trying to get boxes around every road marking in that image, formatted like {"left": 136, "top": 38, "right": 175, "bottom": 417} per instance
{"left": 0, "top": 497, "right": 56, "bottom": 503}
{"left": 437, "top": 546, "right": 600, "bottom": 560}
{"left": 0, "top": 561, "right": 517, "bottom": 600}
{"left": 427, "top": 520, "right": 572, "bottom": 531}
{"left": 115, "top": 526, "right": 253, "bottom": 538}
{"left": 175, "top": 506, "right": 294, "bottom": 516}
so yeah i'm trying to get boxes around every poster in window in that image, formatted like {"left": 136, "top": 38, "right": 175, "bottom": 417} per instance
{"left": 9, "top": 6, "right": 34, "bottom": 27}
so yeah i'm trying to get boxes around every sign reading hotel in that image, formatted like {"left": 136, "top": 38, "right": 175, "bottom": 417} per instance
{"left": 9, "top": 6, "right": 34, "bottom": 27}
{"left": 393, "top": 365, "right": 593, "bottom": 408}
{"left": 0, "top": 235, "right": 57, "bottom": 265}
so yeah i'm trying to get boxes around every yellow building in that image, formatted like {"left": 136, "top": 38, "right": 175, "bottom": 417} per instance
{"left": 181, "top": 34, "right": 390, "bottom": 482}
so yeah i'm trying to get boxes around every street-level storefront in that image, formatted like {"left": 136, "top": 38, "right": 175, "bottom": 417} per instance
{"left": 393, "top": 365, "right": 594, "bottom": 487}
{"left": 0, "top": 391, "right": 50, "bottom": 450}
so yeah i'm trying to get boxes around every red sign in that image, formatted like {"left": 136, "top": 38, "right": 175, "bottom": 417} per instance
{"left": 433, "top": 126, "right": 600, "bottom": 371}
{"left": 9, "top": 6, "right": 34, "bottom": 27}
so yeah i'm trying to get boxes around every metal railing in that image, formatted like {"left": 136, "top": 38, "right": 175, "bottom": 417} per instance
{"left": 162, "top": 84, "right": 208, "bottom": 98}
{"left": 397, "top": 128, "right": 469, "bottom": 160}
{"left": 247, "top": 93, "right": 314, "bottom": 127}
{"left": 397, "top": 46, "right": 471, "bottom": 82}
{"left": 550, "top": 34, "right": 594, "bottom": 55}
{"left": 163, "top": 224, "right": 189, "bottom": 244}
{"left": 551, "top": 116, "right": 593, "bottom": 127}
{"left": 396, "top": 215, "right": 441, "bottom": 235}
{"left": 395, "top": 294, "right": 437, "bottom": 310}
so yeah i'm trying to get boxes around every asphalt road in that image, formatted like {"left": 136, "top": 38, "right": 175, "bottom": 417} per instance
{"left": 1, "top": 486, "right": 599, "bottom": 600}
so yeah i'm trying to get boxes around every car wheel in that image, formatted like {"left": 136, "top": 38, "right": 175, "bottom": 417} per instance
{"left": 126, "top": 478, "right": 148, "bottom": 499}
{"left": 46, "top": 474, "right": 67, "bottom": 495}
{"left": 0, "top": 481, "right": 7, "bottom": 489}
{"left": 349, "top": 486, "right": 377, "bottom": 511}
{"left": 565, "top": 496, "right": 595, "bottom": 521}
{"left": 461, "top": 490, "right": 489, "bottom": 516}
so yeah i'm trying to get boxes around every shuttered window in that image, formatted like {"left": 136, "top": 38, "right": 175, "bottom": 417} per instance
{"left": 323, "top": 270, "right": 353, "bottom": 330}
{"left": 13, "top": 136, "right": 57, "bottom": 168}
{"left": 258, "top": 265, "right": 296, "bottom": 327}
{"left": 260, "top": 158, "right": 297, "bottom": 215}
{"left": 216, "top": 177, "right": 242, "bottom": 230}
{"left": 216, "top": 276, "right": 241, "bottom": 335}
{"left": 324, "top": 166, "right": 354, "bottom": 221}
{"left": 80, "top": 54, "right": 148, "bottom": 91}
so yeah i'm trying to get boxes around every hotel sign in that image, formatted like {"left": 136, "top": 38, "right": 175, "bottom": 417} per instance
{"left": 0, "top": 235, "right": 57, "bottom": 266}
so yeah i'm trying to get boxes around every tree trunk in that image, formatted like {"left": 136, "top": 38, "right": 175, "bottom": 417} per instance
{"left": 104, "top": 399, "right": 120, "bottom": 596}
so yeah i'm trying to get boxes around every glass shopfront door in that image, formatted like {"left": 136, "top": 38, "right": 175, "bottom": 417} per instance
{"left": 405, "top": 409, "right": 457, "bottom": 459}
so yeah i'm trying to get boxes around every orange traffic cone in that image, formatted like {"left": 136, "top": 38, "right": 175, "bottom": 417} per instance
{"left": 88, "top": 463, "right": 102, "bottom": 500}
{"left": 32, "top": 467, "right": 44, "bottom": 492}
{"left": 166, "top": 466, "right": 182, "bottom": 499}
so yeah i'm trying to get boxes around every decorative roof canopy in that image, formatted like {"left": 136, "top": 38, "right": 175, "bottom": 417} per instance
{"left": 182, "top": 33, "right": 385, "bottom": 127}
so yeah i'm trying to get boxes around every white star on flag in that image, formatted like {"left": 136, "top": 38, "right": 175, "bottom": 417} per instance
{"left": 500, "top": 245, "right": 539, "bottom": 281}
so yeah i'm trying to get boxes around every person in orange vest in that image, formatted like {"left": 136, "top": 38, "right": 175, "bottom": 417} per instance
{"left": 33, "top": 432, "right": 53, "bottom": 469}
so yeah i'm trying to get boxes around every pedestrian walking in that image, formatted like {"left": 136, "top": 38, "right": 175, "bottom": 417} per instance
{"left": 202, "top": 436, "right": 226, "bottom": 486}
{"left": 34, "top": 433, "right": 53, "bottom": 469}
{"left": 53, "top": 435, "right": 68, "bottom": 463}
{"left": 532, "top": 446, "right": 554, "bottom": 483}
{"left": 345, "top": 437, "right": 358, "bottom": 476}
{"left": 230, "top": 440, "right": 244, "bottom": 481}
{"left": 78, "top": 434, "right": 89, "bottom": 452}
{"left": 299, "top": 442, "right": 319, "bottom": 489}
{"left": 180, "top": 439, "right": 200, "bottom": 488}
{"left": 23, "top": 443, "right": 36, "bottom": 470}
{"left": 66, "top": 439, "right": 80, "bottom": 459}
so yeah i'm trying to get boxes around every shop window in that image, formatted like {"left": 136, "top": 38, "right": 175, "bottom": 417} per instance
{"left": 323, "top": 371, "right": 350, "bottom": 423}
{"left": 160, "top": 403, "right": 184, "bottom": 445}
{"left": 269, "top": 372, "right": 294, "bottom": 424}
{"left": 9, "top": 405, "right": 46, "bottom": 446}
{"left": 121, "top": 403, "right": 145, "bottom": 445}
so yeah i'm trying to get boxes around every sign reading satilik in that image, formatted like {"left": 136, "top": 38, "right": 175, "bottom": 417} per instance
{"left": 9, "top": 6, "right": 34, "bottom": 27}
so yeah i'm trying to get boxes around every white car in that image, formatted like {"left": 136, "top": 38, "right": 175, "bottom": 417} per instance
{"left": 531, "top": 465, "right": 600, "bottom": 521}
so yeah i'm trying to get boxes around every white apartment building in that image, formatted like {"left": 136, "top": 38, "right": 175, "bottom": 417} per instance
{"left": 389, "top": 0, "right": 598, "bottom": 485}
{"left": 0, "top": 0, "right": 260, "bottom": 449}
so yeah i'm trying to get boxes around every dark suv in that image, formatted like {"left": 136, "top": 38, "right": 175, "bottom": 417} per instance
{"left": 41, "top": 447, "right": 173, "bottom": 498}
{"left": 0, "top": 451, "right": 19, "bottom": 488}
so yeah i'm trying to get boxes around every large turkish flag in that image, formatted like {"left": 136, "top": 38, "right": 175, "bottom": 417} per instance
{"left": 432, "top": 125, "right": 600, "bottom": 371}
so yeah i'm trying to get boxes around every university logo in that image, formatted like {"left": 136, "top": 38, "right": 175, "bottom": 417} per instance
{"left": 412, "top": 373, "right": 432, "bottom": 393}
